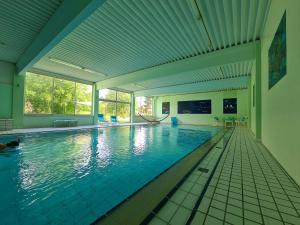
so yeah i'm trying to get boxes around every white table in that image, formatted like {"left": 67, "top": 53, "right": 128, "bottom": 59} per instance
{"left": 224, "top": 120, "right": 234, "bottom": 128}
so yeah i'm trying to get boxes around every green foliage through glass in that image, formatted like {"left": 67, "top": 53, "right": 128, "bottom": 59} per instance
{"left": 98, "top": 89, "right": 131, "bottom": 122}
{"left": 135, "top": 96, "right": 153, "bottom": 116}
{"left": 25, "top": 73, "right": 53, "bottom": 114}
{"left": 24, "top": 72, "right": 93, "bottom": 115}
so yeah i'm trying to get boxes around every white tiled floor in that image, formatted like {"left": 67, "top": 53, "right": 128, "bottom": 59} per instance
{"left": 147, "top": 128, "right": 300, "bottom": 225}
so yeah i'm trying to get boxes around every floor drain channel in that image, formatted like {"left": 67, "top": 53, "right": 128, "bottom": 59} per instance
{"left": 198, "top": 168, "right": 209, "bottom": 173}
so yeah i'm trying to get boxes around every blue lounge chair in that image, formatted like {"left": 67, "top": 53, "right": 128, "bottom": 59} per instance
{"left": 171, "top": 117, "right": 178, "bottom": 126}
{"left": 98, "top": 114, "right": 107, "bottom": 122}
{"left": 111, "top": 115, "right": 118, "bottom": 123}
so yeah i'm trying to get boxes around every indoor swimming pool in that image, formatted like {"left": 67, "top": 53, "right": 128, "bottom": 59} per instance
{"left": 0, "top": 124, "right": 221, "bottom": 225}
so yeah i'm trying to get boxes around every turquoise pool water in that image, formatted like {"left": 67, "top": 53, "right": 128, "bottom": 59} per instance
{"left": 0, "top": 124, "right": 220, "bottom": 225}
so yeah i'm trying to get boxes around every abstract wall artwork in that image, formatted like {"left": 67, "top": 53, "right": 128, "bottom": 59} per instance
{"left": 268, "top": 11, "right": 287, "bottom": 89}
{"left": 223, "top": 98, "right": 237, "bottom": 114}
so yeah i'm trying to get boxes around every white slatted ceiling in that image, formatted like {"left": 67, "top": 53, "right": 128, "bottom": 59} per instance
{"left": 198, "top": 0, "right": 270, "bottom": 49}
{"left": 38, "top": 0, "right": 210, "bottom": 77}
{"left": 134, "top": 76, "right": 251, "bottom": 96}
{"left": 117, "top": 60, "right": 253, "bottom": 91}
{"left": 35, "top": 0, "right": 269, "bottom": 80}
{"left": 0, "top": 0, "right": 62, "bottom": 62}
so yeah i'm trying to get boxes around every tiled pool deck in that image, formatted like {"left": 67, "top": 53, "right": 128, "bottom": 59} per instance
{"left": 147, "top": 128, "right": 300, "bottom": 225}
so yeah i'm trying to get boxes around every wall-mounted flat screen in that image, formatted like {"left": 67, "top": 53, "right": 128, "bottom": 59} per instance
{"left": 162, "top": 102, "right": 170, "bottom": 114}
{"left": 178, "top": 100, "right": 211, "bottom": 114}
{"left": 223, "top": 98, "right": 237, "bottom": 114}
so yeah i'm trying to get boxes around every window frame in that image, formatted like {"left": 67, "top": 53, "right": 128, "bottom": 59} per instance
{"left": 24, "top": 72, "right": 93, "bottom": 116}
{"left": 135, "top": 96, "right": 153, "bottom": 116}
{"left": 98, "top": 89, "right": 132, "bottom": 122}
{"left": 74, "top": 82, "right": 93, "bottom": 115}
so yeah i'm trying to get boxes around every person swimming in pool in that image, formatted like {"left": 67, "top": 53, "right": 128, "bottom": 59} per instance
{"left": 0, "top": 139, "right": 20, "bottom": 151}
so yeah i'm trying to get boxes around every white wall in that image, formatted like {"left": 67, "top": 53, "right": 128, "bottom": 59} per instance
{"left": 260, "top": 0, "right": 300, "bottom": 184}
{"left": 155, "top": 89, "right": 249, "bottom": 126}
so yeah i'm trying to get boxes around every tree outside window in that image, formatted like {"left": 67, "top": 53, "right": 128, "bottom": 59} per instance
{"left": 24, "top": 72, "right": 93, "bottom": 115}
{"left": 98, "top": 89, "right": 131, "bottom": 122}
{"left": 135, "top": 96, "right": 153, "bottom": 116}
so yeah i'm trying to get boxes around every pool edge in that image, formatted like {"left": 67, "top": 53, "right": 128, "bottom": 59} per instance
{"left": 93, "top": 128, "right": 229, "bottom": 225}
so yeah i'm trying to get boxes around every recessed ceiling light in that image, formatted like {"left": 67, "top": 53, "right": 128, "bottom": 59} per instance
{"left": 49, "top": 57, "right": 107, "bottom": 76}
{"left": 134, "top": 83, "right": 146, "bottom": 89}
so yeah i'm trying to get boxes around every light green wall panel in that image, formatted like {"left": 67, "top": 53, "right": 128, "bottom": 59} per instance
{"left": 0, "top": 61, "right": 15, "bottom": 119}
{"left": 12, "top": 73, "right": 25, "bottom": 128}
{"left": 260, "top": 0, "right": 300, "bottom": 185}
{"left": 0, "top": 61, "right": 14, "bottom": 83}
{"left": 23, "top": 115, "right": 94, "bottom": 128}
{"left": 155, "top": 89, "right": 249, "bottom": 126}
{"left": 250, "top": 64, "right": 256, "bottom": 135}
{"left": 0, "top": 84, "right": 12, "bottom": 118}
{"left": 255, "top": 42, "right": 262, "bottom": 139}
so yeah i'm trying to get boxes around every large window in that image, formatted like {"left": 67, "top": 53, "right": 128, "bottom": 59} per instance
{"left": 52, "top": 79, "right": 76, "bottom": 114}
{"left": 98, "top": 89, "right": 131, "bottom": 122}
{"left": 76, "top": 83, "right": 93, "bottom": 115}
{"left": 25, "top": 73, "right": 53, "bottom": 114}
{"left": 25, "top": 72, "right": 93, "bottom": 115}
{"left": 135, "top": 96, "right": 153, "bottom": 116}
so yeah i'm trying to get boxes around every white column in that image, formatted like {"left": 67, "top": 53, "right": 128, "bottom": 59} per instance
{"left": 130, "top": 93, "right": 135, "bottom": 123}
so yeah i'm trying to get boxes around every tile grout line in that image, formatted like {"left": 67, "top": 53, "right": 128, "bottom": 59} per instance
{"left": 245, "top": 128, "right": 286, "bottom": 223}
{"left": 239, "top": 129, "right": 246, "bottom": 225}
{"left": 252, "top": 137, "right": 300, "bottom": 218}
{"left": 186, "top": 128, "right": 235, "bottom": 225}
{"left": 249, "top": 132, "right": 300, "bottom": 194}
{"left": 221, "top": 127, "right": 238, "bottom": 225}
{"left": 242, "top": 128, "right": 265, "bottom": 224}
{"left": 145, "top": 129, "right": 230, "bottom": 225}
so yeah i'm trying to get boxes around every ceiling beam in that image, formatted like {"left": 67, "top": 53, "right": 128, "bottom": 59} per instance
{"left": 16, "top": 0, "right": 107, "bottom": 75}
{"left": 134, "top": 76, "right": 250, "bottom": 96}
{"left": 97, "top": 42, "right": 257, "bottom": 89}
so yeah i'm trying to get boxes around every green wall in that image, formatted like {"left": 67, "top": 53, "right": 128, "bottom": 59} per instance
{"left": 260, "top": 0, "right": 300, "bottom": 185}
{"left": 0, "top": 61, "right": 15, "bottom": 119}
{"left": 155, "top": 89, "right": 249, "bottom": 125}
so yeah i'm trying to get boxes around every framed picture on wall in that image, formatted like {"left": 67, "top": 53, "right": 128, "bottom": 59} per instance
{"left": 162, "top": 102, "right": 170, "bottom": 114}
{"left": 177, "top": 100, "right": 211, "bottom": 114}
{"left": 223, "top": 98, "right": 237, "bottom": 114}
{"left": 268, "top": 11, "right": 287, "bottom": 89}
